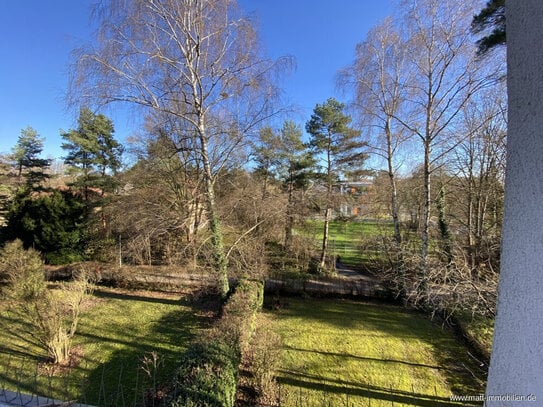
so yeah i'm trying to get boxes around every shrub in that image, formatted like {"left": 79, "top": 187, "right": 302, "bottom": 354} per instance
{"left": 216, "top": 279, "right": 263, "bottom": 353}
{"left": 4, "top": 190, "right": 88, "bottom": 264}
{"left": 168, "top": 279, "right": 264, "bottom": 407}
{"left": 245, "top": 315, "right": 282, "bottom": 405}
{"left": 0, "top": 239, "right": 45, "bottom": 296}
{"left": 0, "top": 240, "right": 92, "bottom": 364}
{"left": 169, "top": 341, "right": 239, "bottom": 407}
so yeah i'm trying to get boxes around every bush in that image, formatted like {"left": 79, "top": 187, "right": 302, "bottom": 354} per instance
{"left": 169, "top": 341, "right": 239, "bottom": 407}
{"left": 0, "top": 239, "right": 45, "bottom": 297}
{"left": 0, "top": 240, "right": 93, "bottom": 364}
{"left": 216, "top": 279, "right": 263, "bottom": 353}
{"left": 168, "top": 279, "right": 264, "bottom": 407}
{"left": 245, "top": 315, "right": 282, "bottom": 405}
{"left": 3, "top": 190, "right": 88, "bottom": 264}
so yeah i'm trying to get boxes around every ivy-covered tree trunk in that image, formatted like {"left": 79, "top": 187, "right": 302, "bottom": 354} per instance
{"left": 199, "top": 130, "right": 229, "bottom": 298}
{"left": 384, "top": 120, "right": 406, "bottom": 300}
{"left": 385, "top": 120, "right": 402, "bottom": 246}
{"left": 420, "top": 136, "right": 431, "bottom": 300}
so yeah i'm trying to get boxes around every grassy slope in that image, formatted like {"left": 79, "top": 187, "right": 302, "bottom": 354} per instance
{"left": 270, "top": 298, "right": 485, "bottom": 406}
{"left": 303, "top": 220, "right": 394, "bottom": 265}
{"left": 0, "top": 287, "right": 208, "bottom": 405}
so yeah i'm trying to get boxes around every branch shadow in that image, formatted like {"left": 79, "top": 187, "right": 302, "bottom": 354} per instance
{"left": 79, "top": 296, "right": 207, "bottom": 406}
{"left": 271, "top": 298, "right": 485, "bottom": 404}
{"left": 92, "top": 289, "right": 183, "bottom": 306}
{"left": 282, "top": 345, "right": 461, "bottom": 372}
{"left": 278, "top": 374, "right": 473, "bottom": 407}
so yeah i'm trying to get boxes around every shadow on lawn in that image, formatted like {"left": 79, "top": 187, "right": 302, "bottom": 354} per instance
{"left": 0, "top": 289, "right": 215, "bottom": 406}
{"left": 273, "top": 298, "right": 485, "bottom": 405}
{"left": 79, "top": 293, "right": 213, "bottom": 407}
{"left": 278, "top": 373, "right": 469, "bottom": 407}
{"left": 282, "top": 345, "right": 460, "bottom": 372}
{"left": 92, "top": 289, "right": 183, "bottom": 306}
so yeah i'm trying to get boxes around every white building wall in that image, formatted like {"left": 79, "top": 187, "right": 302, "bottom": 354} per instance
{"left": 485, "top": 0, "right": 543, "bottom": 402}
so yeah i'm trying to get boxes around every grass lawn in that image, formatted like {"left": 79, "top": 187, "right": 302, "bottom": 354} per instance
{"left": 455, "top": 312, "right": 494, "bottom": 360}
{"left": 303, "top": 220, "right": 394, "bottom": 266}
{"left": 269, "top": 298, "right": 485, "bottom": 406}
{"left": 0, "top": 286, "right": 210, "bottom": 406}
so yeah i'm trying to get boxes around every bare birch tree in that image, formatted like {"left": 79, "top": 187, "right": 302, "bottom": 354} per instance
{"left": 451, "top": 84, "right": 506, "bottom": 271}
{"left": 70, "top": 0, "right": 288, "bottom": 296}
{"left": 338, "top": 18, "right": 410, "bottom": 246}
{"left": 396, "top": 0, "right": 486, "bottom": 297}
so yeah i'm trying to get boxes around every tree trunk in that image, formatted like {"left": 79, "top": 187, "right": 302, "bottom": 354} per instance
{"left": 385, "top": 120, "right": 406, "bottom": 300}
{"left": 385, "top": 120, "right": 402, "bottom": 245}
{"left": 319, "top": 142, "right": 333, "bottom": 271}
{"left": 436, "top": 185, "right": 453, "bottom": 265}
{"left": 199, "top": 132, "right": 229, "bottom": 298}
{"left": 319, "top": 207, "right": 331, "bottom": 270}
{"left": 284, "top": 180, "right": 294, "bottom": 250}
{"left": 420, "top": 138, "right": 431, "bottom": 298}
{"left": 467, "top": 189, "right": 475, "bottom": 269}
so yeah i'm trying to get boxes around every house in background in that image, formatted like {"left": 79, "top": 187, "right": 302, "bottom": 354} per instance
{"left": 337, "top": 178, "right": 373, "bottom": 218}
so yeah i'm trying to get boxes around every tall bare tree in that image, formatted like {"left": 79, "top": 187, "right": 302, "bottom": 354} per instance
{"left": 395, "top": 0, "right": 486, "bottom": 294}
{"left": 451, "top": 84, "right": 506, "bottom": 271}
{"left": 70, "top": 0, "right": 288, "bottom": 296}
{"left": 338, "top": 18, "right": 410, "bottom": 246}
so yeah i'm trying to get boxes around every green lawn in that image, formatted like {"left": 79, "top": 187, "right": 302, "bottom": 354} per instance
{"left": 303, "top": 220, "right": 394, "bottom": 266}
{"left": 269, "top": 298, "right": 485, "bottom": 406}
{"left": 0, "top": 286, "right": 209, "bottom": 406}
{"left": 455, "top": 312, "right": 494, "bottom": 360}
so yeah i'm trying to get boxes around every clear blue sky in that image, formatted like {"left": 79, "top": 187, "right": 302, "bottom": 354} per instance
{"left": 0, "top": 1, "right": 392, "bottom": 160}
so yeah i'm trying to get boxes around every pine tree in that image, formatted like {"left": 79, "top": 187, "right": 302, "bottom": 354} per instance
{"left": 61, "top": 108, "right": 123, "bottom": 201}
{"left": 306, "top": 98, "right": 366, "bottom": 270}
{"left": 472, "top": 0, "right": 506, "bottom": 56}
{"left": 11, "top": 127, "right": 51, "bottom": 190}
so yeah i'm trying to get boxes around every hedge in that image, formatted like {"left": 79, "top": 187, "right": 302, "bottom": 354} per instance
{"left": 168, "top": 341, "right": 239, "bottom": 407}
{"left": 168, "top": 279, "right": 264, "bottom": 407}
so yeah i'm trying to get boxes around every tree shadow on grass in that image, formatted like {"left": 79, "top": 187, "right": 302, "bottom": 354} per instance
{"left": 79, "top": 294, "right": 209, "bottom": 406}
{"left": 0, "top": 288, "right": 215, "bottom": 405}
{"left": 282, "top": 345, "right": 460, "bottom": 372}
{"left": 92, "top": 289, "right": 183, "bottom": 306}
{"left": 271, "top": 298, "right": 485, "bottom": 405}
{"left": 277, "top": 374, "right": 477, "bottom": 407}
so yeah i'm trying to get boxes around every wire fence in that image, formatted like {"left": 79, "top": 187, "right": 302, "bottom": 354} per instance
{"left": 0, "top": 355, "right": 169, "bottom": 407}
{"left": 0, "top": 356, "right": 479, "bottom": 407}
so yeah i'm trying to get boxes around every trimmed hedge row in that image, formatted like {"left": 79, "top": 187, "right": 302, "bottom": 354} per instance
{"left": 168, "top": 279, "right": 264, "bottom": 407}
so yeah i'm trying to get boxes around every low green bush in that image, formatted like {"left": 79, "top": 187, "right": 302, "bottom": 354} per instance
{"left": 168, "top": 279, "right": 264, "bottom": 407}
{"left": 169, "top": 341, "right": 239, "bottom": 407}
{"left": 218, "top": 279, "right": 263, "bottom": 353}
{"left": 246, "top": 314, "right": 282, "bottom": 405}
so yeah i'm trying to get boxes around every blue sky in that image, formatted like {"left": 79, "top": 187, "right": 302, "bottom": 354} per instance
{"left": 0, "top": 1, "right": 392, "bottom": 159}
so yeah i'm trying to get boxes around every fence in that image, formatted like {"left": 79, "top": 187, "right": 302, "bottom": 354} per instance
{"left": 265, "top": 277, "right": 385, "bottom": 298}
{"left": 0, "top": 358, "right": 479, "bottom": 407}
{"left": 0, "top": 355, "right": 169, "bottom": 407}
